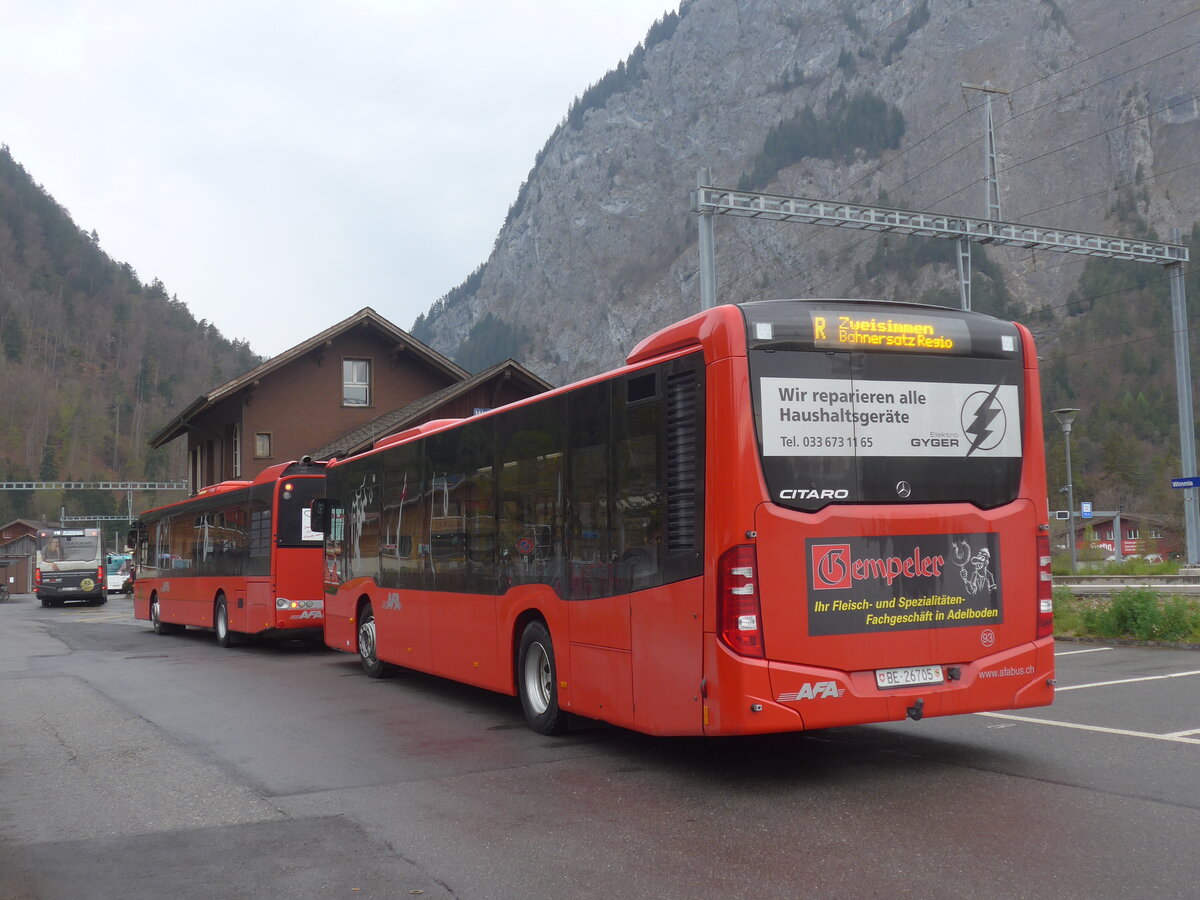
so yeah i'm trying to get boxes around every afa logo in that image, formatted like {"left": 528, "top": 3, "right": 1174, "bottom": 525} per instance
{"left": 777, "top": 681, "right": 846, "bottom": 702}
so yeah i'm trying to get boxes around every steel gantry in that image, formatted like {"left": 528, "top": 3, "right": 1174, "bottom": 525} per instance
{"left": 0, "top": 481, "right": 189, "bottom": 526}
{"left": 690, "top": 177, "right": 1196, "bottom": 561}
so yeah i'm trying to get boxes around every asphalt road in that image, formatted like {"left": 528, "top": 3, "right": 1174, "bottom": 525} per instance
{"left": 1, "top": 592, "right": 1197, "bottom": 899}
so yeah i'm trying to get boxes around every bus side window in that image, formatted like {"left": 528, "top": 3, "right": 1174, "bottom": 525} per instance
{"left": 567, "top": 381, "right": 612, "bottom": 599}
{"left": 614, "top": 371, "right": 665, "bottom": 592}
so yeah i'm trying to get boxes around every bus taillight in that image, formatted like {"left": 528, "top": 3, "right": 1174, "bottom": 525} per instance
{"left": 1036, "top": 534, "right": 1053, "bottom": 639}
{"left": 34, "top": 567, "right": 42, "bottom": 586}
{"left": 718, "top": 545, "right": 764, "bottom": 658}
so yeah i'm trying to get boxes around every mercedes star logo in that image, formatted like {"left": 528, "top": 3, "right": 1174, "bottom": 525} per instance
{"left": 896, "top": 481, "right": 912, "bottom": 498}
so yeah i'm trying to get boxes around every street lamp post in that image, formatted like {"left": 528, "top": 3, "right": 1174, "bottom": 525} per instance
{"left": 1053, "top": 408, "right": 1081, "bottom": 574}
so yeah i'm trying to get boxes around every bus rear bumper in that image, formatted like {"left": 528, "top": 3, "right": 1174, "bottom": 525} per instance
{"left": 703, "top": 636, "right": 1055, "bottom": 735}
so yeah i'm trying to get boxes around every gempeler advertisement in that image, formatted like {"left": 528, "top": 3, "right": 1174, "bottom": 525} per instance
{"left": 806, "top": 533, "right": 1003, "bottom": 636}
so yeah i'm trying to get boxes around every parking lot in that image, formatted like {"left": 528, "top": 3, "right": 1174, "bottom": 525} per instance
{"left": 2, "top": 593, "right": 1198, "bottom": 898}
{"left": 987, "top": 642, "right": 1200, "bottom": 745}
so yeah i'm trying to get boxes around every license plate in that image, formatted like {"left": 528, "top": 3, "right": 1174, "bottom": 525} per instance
{"left": 875, "top": 665, "right": 944, "bottom": 689}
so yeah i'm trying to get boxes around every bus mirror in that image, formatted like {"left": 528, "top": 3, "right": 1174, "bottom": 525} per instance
{"left": 310, "top": 499, "right": 329, "bottom": 534}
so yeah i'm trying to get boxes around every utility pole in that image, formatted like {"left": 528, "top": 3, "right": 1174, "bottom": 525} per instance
{"left": 958, "top": 82, "right": 1011, "bottom": 310}
{"left": 694, "top": 167, "right": 717, "bottom": 310}
{"left": 1169, "top": 226, "right": 1200, "bottom": 563}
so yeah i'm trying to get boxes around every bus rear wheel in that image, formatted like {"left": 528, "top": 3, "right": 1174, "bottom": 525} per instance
{"left": 215, "top": 596, "right": 235, "bottom": 648}
{"left": 357, "top": 603, "right": 393, "bottom": 678}
{"left": 517, "top": 620, "right": 568, "bottom": 735}
{"left": 150, "top": 597, "right": 180, "bottom": 635}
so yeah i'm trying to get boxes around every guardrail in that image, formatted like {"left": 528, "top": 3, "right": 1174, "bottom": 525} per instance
{"left": 1055, "top": 575, "right": 1200, "bottom": 595}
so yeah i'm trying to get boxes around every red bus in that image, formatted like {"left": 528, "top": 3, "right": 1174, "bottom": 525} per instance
{"left": 315, "top": 299, "right": 1054, "bottom": 735}
{"left": 130, "top": 458, "right": 327, "bottom": 646}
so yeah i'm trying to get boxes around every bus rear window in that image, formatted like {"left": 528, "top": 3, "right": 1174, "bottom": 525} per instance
{"left": 39, "top": 530, "right": 101, "bottom": 562}
{"left": 743, "top": 301, "right": 1025, "bottom": 512}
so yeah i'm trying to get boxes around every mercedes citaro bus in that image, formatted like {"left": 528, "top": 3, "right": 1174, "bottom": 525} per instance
{"left": 313, "top": 299, "right": 1054, "bottom": 735}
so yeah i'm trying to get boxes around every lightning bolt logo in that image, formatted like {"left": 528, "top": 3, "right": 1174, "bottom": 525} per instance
{"left": 962, "top": 386, "right": 1005, "bottom": 456}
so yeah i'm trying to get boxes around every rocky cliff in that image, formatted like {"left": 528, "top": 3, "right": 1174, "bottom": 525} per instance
{"left": 414, "top": 0, "right": 1200, "bottom": 385}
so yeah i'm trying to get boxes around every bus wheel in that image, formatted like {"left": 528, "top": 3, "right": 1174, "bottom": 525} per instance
{"left": 357, "top": 604, "right": 392, "bottom": 678}
{"left": 40, "top": 597, "right": 49, "bottom": 608}
{"left": 150, "top": 597, "right": 178, "bottom": 635}
{"left": 517, "top": 620, "right": 568, "bottom": 735}
{"left": 215, "top": 596, "right": 235, "bottom": 648}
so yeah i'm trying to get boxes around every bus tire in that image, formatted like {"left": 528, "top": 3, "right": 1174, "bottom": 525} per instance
{"left": 357, "top": 603, "right": 393, "bottom": 678}
{"left": 150, "top": 596, "right": 180, "bottom": 635}
{"left": 215, "top": 596, "right": 235, "bottom": 648}
{"left": 517, "top": 620, "right": 568, "bottom": 735}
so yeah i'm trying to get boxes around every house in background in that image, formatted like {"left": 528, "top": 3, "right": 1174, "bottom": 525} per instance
{"left": 312, "top": 358, "right": 552, "bottom": 460}
{"left": 1067, "top": 511, "right": 1182, "bottom": 561}
{"left": 149, "top": 307, "right": 552, "bottom": 493}
{"left": 150, "top": 308, "right": 469, "bottom": 492}
{"left": 0, "top": 518, "right": 52, "bottom": 593}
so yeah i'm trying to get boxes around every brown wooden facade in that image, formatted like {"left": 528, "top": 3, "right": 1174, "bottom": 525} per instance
{"left": 149, "top": 308, "right": 472, "bottom": 493}
{"left": 313, "top": 358, "right": 553, "bottom": 460}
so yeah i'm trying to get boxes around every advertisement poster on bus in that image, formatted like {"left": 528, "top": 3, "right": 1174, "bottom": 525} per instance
{"left": 806, "top": 533, "right": 1003, "bottom": 636}
{"left": 760, "top": 377, "right": 1021, "bottom": 459}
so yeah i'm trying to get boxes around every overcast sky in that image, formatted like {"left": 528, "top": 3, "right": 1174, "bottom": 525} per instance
{"left": 1, "top": 0, "right": 679, "bottom": 357}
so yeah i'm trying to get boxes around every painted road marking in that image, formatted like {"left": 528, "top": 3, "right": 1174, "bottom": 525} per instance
{"left": 1054, "top": 647, "right": 1112, "bottom": 656}
{"left": 1056, "top": 669, "right": 1200, "bottom": 692}
{"left": 1163, "top": 728, "right": 1200, "bottom": 738}
{"left": 977, "top": 712, "right": 1200, "bottom": 746}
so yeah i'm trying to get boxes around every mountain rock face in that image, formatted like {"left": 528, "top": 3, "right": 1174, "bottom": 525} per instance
{"left": 414, "top": 0, "right": 1200, "bottom": 385}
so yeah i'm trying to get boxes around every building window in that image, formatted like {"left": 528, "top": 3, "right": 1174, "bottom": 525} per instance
{"left": 232, "top": 423, "right": 242, "bottom": 476}
{"left": 343, "top": 359, "right": 371, "bottom": 406}
{"left": 1150, "top": 529, "right": 1163, "bottom": 539}
{"left": 1126, "top": 527, "right": 1139, "bottom": 540}
{"left": 255, "top": 433, "right": 272, "bottom": 459}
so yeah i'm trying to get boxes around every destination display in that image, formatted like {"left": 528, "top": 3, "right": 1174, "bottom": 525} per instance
{"left": 760, "top": 376, "right": 1020, "bottom": 458}
{"left": 809, "top": 311, "right": 974, "bottom": 354}
{"left": 807, "top": 533, "right": 1003, "bottom": 636}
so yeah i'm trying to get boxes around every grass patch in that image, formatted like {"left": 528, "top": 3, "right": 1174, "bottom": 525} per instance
{"left": 1055, "top": 587, "right": 1200, "bottom": 642}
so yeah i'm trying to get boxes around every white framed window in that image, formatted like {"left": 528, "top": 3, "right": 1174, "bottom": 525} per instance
{"left": 255, "top": 432, "right": 272, "bottom": 459}
{"left": 1125, "top": 527, "right": 1139, "bottom": 540}
{"left": 343, "top": 358, "right": 371, "bottom": 406}
{"left": 232, "top": 423, "right": 242, "bottom": 476}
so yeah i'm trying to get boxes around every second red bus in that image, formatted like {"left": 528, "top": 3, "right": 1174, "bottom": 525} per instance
{"left": 130, "top": 458, "right": 327, "bottom": 645}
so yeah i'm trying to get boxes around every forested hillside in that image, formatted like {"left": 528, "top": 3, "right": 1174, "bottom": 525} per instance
{"left": 0, "top": 146, "right": 259, "bottom": 522}
{"left": 1036, "top": 223, "right": 1200, "bottom": 524}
